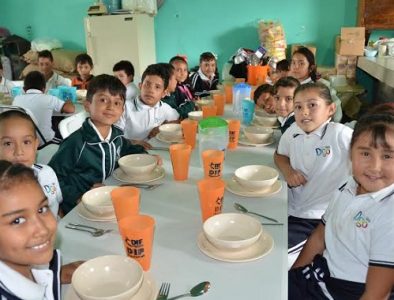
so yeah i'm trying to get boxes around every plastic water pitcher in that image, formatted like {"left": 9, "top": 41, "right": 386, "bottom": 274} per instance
{"left": 242, "top": 98, "right": 255, "bottom": 125}
{"left": 198, "top": 117, "right": 229, "bottom": 161}
{"left": 58, "top": 86, "right": 77, "bottom": 103}
{"left": 232, "top": 83, "right": 251, "bottom": 119}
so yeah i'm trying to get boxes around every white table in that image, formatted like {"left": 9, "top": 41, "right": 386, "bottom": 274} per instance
{"left": 57, "top": 107, "right": 288, "bottom": 300}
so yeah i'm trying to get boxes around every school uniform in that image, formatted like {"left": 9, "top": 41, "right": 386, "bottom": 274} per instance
{"left": 0, "top": 249, "right": 61, "bottom": 300}
{"left": 71, "top": 75, "right": 94, "bottom": 90}
{"left": 125, "top": 82, "right": 139, "bottom": 102}
{"left": 13, "top": 89, "right": 65, "bottom": 142}
{"left": 48, "top": 118, "right": 145, "bottom": 214}
{"left": 189, "top": 69, "right": 218, "bottom": 98}
{"left": 116, "top": 96, "right": 179, "bottom": 141}
{"left": 162, "top": 93, "right": 196, "bottom": 119}
{"left": 289, "top": 179, "right": 394, "bottom": 300}
{"left": 45, "top": 72, "right": 70, "bottom": 91}
{"left": 277, "top": 121, "right": 353, "bottom": 252}
{"left": 32, "top": 164, "right": 62, "bottom": 217}
{"left": 174, "top": 82, "right": 194, "bottom": 106}
{"left": 278, "top": 112, "right": 295, "bottom": 134}
{"left": 0, "top": 76, "right": 15, "bottom": 94}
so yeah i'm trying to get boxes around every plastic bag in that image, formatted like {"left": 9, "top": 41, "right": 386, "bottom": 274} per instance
{"left": 31, "top": 38, "right": 63, "bottom": 52}
{"left": 258, "top": 20, "right": 287, "bottom": 60}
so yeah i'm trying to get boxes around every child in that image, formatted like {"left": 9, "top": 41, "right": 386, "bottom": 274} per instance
{"left": 0, "top": 110, "right": 62, "bottom": 217}
{"left": 113, "top": 60, "right": 139, "bottom": 101}
{"left": 289, "top": 110, "right": 394, "bottom": 300}
{"left": 253, "top": 84, "right": 275, "bottom": 113}
{"left": 290, "top": 47, "right": 317, "bottom": 84}
{"left": 169, "top": 56, "right": 194, "bottom": 105}
{"left": 274, "top": 82, "right": 353, "bottom": 266}
{"left": 37, "top": 50, "right": 70, "bottom": 91}
{"left": 71, "top": 53, "right": 94, "bottom": 90}
{"left": 49, "top": 74, "right": 146, "bottom": 214}
{"left": 0, "top": 60, "right": 15, "bottom": 94}
{"left": 273, "top": 76, "right": 300, "bottom": 133}
{"left": 161, "top": 63, "right": 196, "bottom": 119}
{"left": 269, "top": 59, "right": 290, "bottom": 84}
{"left": 116, "top": 63, "right": 179, "bottom": 141}
{"left": 12, "top": 71, "right": 75, "bottom": 144}
{"left": 189, "top": 52, "right": 219, "bottom": 98}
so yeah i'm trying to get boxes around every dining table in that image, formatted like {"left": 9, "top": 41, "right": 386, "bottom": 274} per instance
{"left": 57, "top": 105, "right": 288, "bottom": 300}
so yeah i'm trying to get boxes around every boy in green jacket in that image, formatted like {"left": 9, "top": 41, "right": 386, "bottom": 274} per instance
{"left": 49, "top": 74, "right": 146, "bottom": 215}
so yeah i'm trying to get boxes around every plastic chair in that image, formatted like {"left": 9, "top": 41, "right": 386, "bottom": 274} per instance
{"left": 58, "top": 111, "right": 89, "bottom": 139}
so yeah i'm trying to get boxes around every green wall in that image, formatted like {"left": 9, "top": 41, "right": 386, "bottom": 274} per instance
{"left": 0, "top": 0, "right": 358, "bottom": 71}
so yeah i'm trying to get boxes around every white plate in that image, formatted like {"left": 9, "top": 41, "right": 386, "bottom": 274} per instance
{"left": 155, "top": 133, "right": 184, "bottom": 144}
{"left": 64, "top": 272, "right": 157, "bottom": 300}
{"left": 238, "top": 135, "right": 274, "bottom": 147}
{"left": 113, "top": 166, "right": 165, "bottom": 184}
{"left": 197, "top": 231, "right": 274, "bottom": 262}
{"left": 225, "top": 178, "right": 282, "bottom": 197}
{"left": 76, "top": 203, "right": 116, "bottom": 222}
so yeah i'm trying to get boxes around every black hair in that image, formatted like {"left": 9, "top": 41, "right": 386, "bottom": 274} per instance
{"left": 274, "top": 76, "right": 300, "bottom": 94}
{"left": 276, "top": 59, "right": 290, "bottom": 72}
{"left": 37, "top": 50, "right": 53, "bottom": 62}
{"left": 75, "top": 53, "right": 93, "bottom": 68}
{"left": 169, "top": 56, "right": 187, "bottom": 65}
{"left": 293, "top": 81, "right": 333, "bottom": 104}
{"left": 253, "top": 84, "right": 274, "bottom": 103}
{"left": 24, "top": 71, "right": 46, "bottom": 91}
{"left": 86, "top": 74, "right": 126, "bottom": 103}
{"left": 0, "top": 60, "right": 3, "bottom": 70}
{"left": 351, "top": 111, "right": 394, "bottom": 150}
{"left": 0, "top": 110, "right": 37, "bottom": 138}
{"left": 0, "top": 160, "right": 39, "bottom": 191}
{"left": 199, "top": 52, "right": 216, "bottom": 63}
{"left": 292, "top": 47, "right": 317, "bottom": 82}
{"left": 113, "top": 60, "right": 135, "bottom": 77}
{"left": 141, "top": 63, "right": 169, "bottom": 90}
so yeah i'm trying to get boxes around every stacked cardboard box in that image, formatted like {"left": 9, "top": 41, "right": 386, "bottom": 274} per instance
{"left": 335, "top": 27, "right": 365, "bottom": 79}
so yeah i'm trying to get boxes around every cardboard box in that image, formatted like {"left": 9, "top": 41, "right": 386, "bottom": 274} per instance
{"left": 341, "top": 27, "right": 365, "bottom": 40}
{"left": 291, "top": 44, "right": 317, "bottom": 57}
{"left": 336, "top": 36, "right": 364, "bottom": 56}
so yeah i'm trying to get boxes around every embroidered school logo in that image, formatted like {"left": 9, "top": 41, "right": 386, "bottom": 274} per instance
{"left": 43, "top": 183, "right": 57, "bottom": 195}
{"left": 353, "top": 211, "right": 370, "bottom": 228}
{"left": 315, "top": 146, "right": 331, "bottom": 157}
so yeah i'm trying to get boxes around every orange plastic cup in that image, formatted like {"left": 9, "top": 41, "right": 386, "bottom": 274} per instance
{"left": 181, "top": 119, "right": 198, "bottom": 149}
{"left": 202, "top": 149, "right": 224, "bottom": 179}
{"left": 111, "top": 187, "right": 140, "bottom": 221}
{"left": 197, "top": 178, "right": 225, "bottom": 222}
{"left": 224, "top": 84, "right": 233, "bottom": 104}
{"left": 227, "top": 119, "right": 241, "bottom": 149}
{"left": 118, "top": 214, "right": 155, "bottom": 271}
{"left": 202, "top": 105, "right": 217, "bottom": 118}
{"left": 169, "top": 144, "right": 192, "bottom": 180}
{"left": 212, "top": 93, "right": 225, "bottom": 116}
{"left": 247, "top": 65, "right": 268, "bottom": 85}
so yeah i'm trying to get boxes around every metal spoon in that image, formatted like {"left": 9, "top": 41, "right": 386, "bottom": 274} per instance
{"left": 167, "top": 281, "right": 210, "bottom": 300}
{"left": 234, "top": 202, "right": 279, "bottom": 223}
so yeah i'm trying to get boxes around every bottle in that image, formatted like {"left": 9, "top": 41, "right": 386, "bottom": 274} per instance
{"left": 232, "top": 83, "right": 251, "bottom": 119}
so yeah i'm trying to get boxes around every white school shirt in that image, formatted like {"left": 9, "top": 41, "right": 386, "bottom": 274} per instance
{"left": 322, "top": 178, "right": 394, "bottom": 283}
{"left": 13, "top": 89, "right": 65, "bottom": 142}
{"left": 0, "top": 77, "right": 15, "bottom": 94}
{"left": 277, "top": 121, "right": 353, "bottom": 219}
{"left": 277, "top": 111, "right": 294, "bottom": 127}
{"left": 117, "top": 96, "right": 179, "bottom": 140}
{"left": 126, "top": 82, "right": 139, "bottom": 102}
{"left": 45, "top": 72, "right": 70, "bottom": 91}
{"left": 32, "top": 164, "right": 62, "bottom": 217}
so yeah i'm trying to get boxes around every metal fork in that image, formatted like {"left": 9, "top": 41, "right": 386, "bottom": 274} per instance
{"left": 156, "top": 282, "right": 171, "bottom": 300}
{"left": 65, "top": 223, "right": 112, "bottom": 237}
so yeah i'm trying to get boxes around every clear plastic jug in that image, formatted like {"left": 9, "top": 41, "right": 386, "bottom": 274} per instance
{"left": 232, "top": 83, "right": 251, "bottom": 119}
{"left": 198, "top": 117, "right": 229, "bottom": 161}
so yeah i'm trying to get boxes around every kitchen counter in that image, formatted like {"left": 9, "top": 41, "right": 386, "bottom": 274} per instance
{"left": 357, "top": 56, "right": 394, "bottom": 88}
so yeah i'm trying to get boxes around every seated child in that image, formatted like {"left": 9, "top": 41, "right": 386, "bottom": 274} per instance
{"left": 0, "top": 61, "right": 15, "bottom": 94}
{"left": 189, "top": 52, "right": 219, "bottom": 98}
{"left": 116, "top": 63, "right": 179, "bottom": 141}
{"left": 37, "top": 50, "right": 70, "bottom": 91}
{"left": 273, "top": 76, "right": 300, "bottom": 133}
{"left": 274, "top": 82, "right": 353, "bottom": 267}
{"left": 169, "top": 56, "right": 194, "bottom": 105}
{"left": 12, "top": 71, "right": 75, "bottom": 144}
{"left": 71, "top": 53, "right": 94, "bottom": 90}
{"left": 289, "top": 110, "right": 394, "bottom": 300}
{"left": 113, "top": 60, "right": 139, "bottom": 101}
{"left": 161, "top": 63, "right": 196, "bottom": 119}
{"left": 0, "top": 110, "right": 62, "bottom": 217}
{"left": 253, "top": 84, "right": 275, "bottom": 113}
{"left": 49, "top": 74, "right": 147, "bottom": 215}
{"left": 269, "top": 59, "right": 290, "bottom": 84}
{"left": 0, "top": 160, "right": 82, "bottom": 299}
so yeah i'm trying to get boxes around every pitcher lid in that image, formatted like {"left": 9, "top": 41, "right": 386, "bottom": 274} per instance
{"left": 199, "top": 117, "right": 228, "bottom": 129}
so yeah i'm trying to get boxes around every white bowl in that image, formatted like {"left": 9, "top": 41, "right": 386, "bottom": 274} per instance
{"left": 118, "top": 154, "right": 157, "bottom": 177}
{"left": 253, "top": 112, "right": 278, "bottom": 126}
{"left": 188, "top": 111, "right": 203, "bottom": 121}
{"left": 158, "top": 124, "right": 183, "bottom": 140}
{"left": 81, "top": 186, "right": 117, "bottom": 217}
{"left": 72, "top": 255, "right": 144, "bottom": 300}
{"left": 364, "top": 47, "right": 377, "bottom": 57}
{"left": 203, "top": 213, "right": 263, "bottom": 250}
{"left": 243, "top": 126, "right": 273, "bottom": 144}
{"left": 195, "top": 99, "right": 213, "bottom": 109}
{"left": 234, "top": 165, "right": 279, "bottom": 191}
{"left": 76, "top": 89, "right": 87, "bottom": 100}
